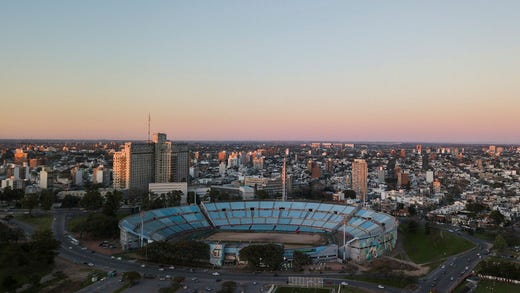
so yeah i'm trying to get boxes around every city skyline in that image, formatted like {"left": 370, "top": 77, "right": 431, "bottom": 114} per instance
{"left": 2, "top": 1, "right": 520, "bottom": 143}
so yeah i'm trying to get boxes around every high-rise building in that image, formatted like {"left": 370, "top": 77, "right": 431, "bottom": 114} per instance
{"left": 39, "top": 169, "right": 48, "bottom": 189}
{"left": 325, "top": 158, "right": 334, "bottom": 173}
{"left": 113, "top": 137, "right": 159, "bottom": 193}
{"left": 377, "top": 166, "right": 385, "bottom": 183}
{"left": 352, "top": 159, "right": 368, "bottom": 203}
{"left": 113, "top": 151, "right": 127, "bottom": 190}
{"left": 171, "top": 143, "right": 189, "bottom": 182}
{"left": 153, "top": 133, "right": 172, "bottom": 183}
{"left": 113, "top": 133, "right": 185, "bottom": 194}
{"left": 426, "top": 170, "right": 434, "bottom": 183}
{"left": 311, "top": 162, "right": 321, "bottom": 179}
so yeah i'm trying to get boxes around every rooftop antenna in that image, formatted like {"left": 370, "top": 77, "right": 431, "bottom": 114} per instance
{"left": 147, "top": 113, "right": 151, "bottom": 143}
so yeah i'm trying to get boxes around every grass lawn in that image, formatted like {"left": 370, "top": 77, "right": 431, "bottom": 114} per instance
{"left": 275, "top": 287, "right": 332, "bottom": 293}
{"left": 67, "top": 215, "right": 86, "bottom": 231}
{"left": 400, "top": 223, "right": 474, "bottom": 264}
{"left": 348, "top": 275, "right": 416, "bottom": 289}
{"left": 15, "top": 214, "right": 53, "bottom": 231}
{"left": 473, "top": 231, "right": 496, "bottom": 242}
{"left": 475, "top": 280, "right": 520, "bottom": 293}
{"left": 340, "top": 287, "right": 370, "bottom": 293}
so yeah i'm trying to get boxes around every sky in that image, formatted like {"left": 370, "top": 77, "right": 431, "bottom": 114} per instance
{"left": 1, "top": 1, "right": 520, "bottom": 143}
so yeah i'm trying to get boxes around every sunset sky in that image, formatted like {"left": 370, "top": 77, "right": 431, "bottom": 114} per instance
{"left": 1, "top": 1, "right": 519, "bottom": 143}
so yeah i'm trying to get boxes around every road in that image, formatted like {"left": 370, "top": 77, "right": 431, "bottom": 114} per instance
{"left": 7, "top": 209, "right": 490, "bottom": 293}
{"left": 414, "top": 227, "right": 491, "bottom": 293}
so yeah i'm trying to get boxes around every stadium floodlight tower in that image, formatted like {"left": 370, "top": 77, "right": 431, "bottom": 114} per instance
{"left": 282, "top": 148, "right": 289, "bottom": 201}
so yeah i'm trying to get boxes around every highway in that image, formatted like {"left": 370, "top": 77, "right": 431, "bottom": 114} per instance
{"left": 413, "top": 227, "right": 491, "bottom": 293}
{"left": 7, "top": 209, "right": 490, "bottom": 293}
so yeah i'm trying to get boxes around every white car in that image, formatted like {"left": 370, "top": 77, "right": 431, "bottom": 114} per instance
{"left": 169, "top": 266, "right": 175, "bottom": 270}
{"left": 340, "top": 282, "right": 349, "bottom": 286}
{"left": 141, "top": 264, "right": 146, "bottom": 268}
{"left": 158, "top": 268, "right": 165, "bottom": 271}
{"left": 212, "top": 272, "right": 220, "bottom": 276}
{"left": 88, "top": 263, "right": 94, "bottom": 267}
{"left": 377, "top": 285, "right": 384, "bottom": 289}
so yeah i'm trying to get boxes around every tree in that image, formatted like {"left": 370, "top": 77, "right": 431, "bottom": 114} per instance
{"left": 424, "top": 221, "right": 431, "bottom": 235}
{"left": 493, "top": 234, "right": 508, "bottom": 252}
{"left": 408, "top": 205, "right": 417, "bottom": 216}
{"left": 490, "top": 210, "right": 505, "bottom": 225}
{"left": 343, "top": 190, "right": 356, "bottom": 199}
{"left": 187, "top": 191, "right": 200, "bottom": 204}
{"left": 39, "top": 190, "right": 56, "bottom": 210}
{"left": 239, "top": 244, "right": 284, "bottom": 270}
{"left": 123, "top": 271, "right": 141, "bottom": 285}
{"left": 30, "top": 229, "right": 60, "bottom": 265}
{"left": 61, "top": 194, "right": 81, "bottom": 208}
{"left": 2, "top": 275, "right": 18, "bottom": 293}
{"left": 21, "top": 194, "right": 39, "bottom": 215}
{"left": 292, "top": 251, "right": 312, "bottom": 271}
{"left": 408, "top": 220, "right": 418, "bottom": 234}
{"left": 71, "top": 214, "right": 119, "bottom": 239}
{"left": 103, "top": 190, "right": 122, "bottom": 216}
{"left": 80, "top": 190, "right": 103, "bottom": 210}
{"left": 256, "top": 190, "right": 269, "bottom": 200}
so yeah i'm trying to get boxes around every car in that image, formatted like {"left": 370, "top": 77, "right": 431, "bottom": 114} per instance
{"left": 111, "top": 256, "right": 115, "bottom": 259}
{"left": 191, "top": 277, "right": 198, "bottom": 281}
{"left": 441, "top": 265, "right": 446, "bottom": 269}
{"left": 340, "top": 282, "right": 349, "bottom": 286}
{"left": 253, "top": 281, "right": 257, "bottom": 285}
{"left": 141, "top": 264, "right": 146, "bottom": 268}
{"left": 431, "top": 283, "right": 436, "bottom": 287}
{"left": 377, "top": 285, "right": 384, "bottom": 289}
{"left": 117, "top": 257, "right": 122, "bottom": 261}
{"left": 450, "top": 277, "right": 454, "bottom": 281}
{"left": 206, "top": 288, "right": 212, "bottom": 291}
{"left": 183, "top": 286, "right": 188, "bottom": 289}
{"left": 81, "top": 247, "right": 87, "bottom": 250}
{"left": 169, "top": 266, "right": 175, "bottom": 270}
{"left": 159, "top": 277, "right": 166, "bottom": 281}
{"left": 158, "top": 268, "right": 165, "bottom": 271}
{"left": 88, "top": 263, "right": 94, "bottom": 267}
{"left": 212, "top": 272, "right": 220, "bottom": 276}
{"left": 68, "top": 246, "right": 73, "bottom": 249}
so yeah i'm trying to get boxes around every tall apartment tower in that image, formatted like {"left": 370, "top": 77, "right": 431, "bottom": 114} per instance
{"left": 124, "top": 142, "right": 154, "bottom": 193}
{"left": 153, "top": 133, "right": 172, "bottom": 183}
{"left": 113, "top": 151, "right": 127, "bottom": 190}
{"left": 352, "top": 159, "right": 368, "bottom": 203}
{"left": 171, "top": 143, "right": 189, "bottom": 182}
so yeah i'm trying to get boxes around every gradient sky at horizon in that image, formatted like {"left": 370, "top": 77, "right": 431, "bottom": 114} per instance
{"left": 1, "top": 1, "right": 519, "bottom": 143}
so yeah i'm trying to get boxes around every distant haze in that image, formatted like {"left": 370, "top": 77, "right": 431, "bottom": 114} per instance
{"left": 1, "top": 1, "right": 519, "bottom": 144}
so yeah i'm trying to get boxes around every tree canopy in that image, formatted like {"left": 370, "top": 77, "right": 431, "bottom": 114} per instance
{"left": 239, "top": 244, "right": 284, "bottom": 270}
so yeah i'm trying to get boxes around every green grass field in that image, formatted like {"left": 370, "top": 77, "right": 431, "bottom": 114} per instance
{"left": 15, "top": 214, "right": 53, "bottom": 231}
{"left": 475, "top": 280, "right": 520, "bottom": 293}
{"left": 339, "top": 287, "right": 370, "bottom": 293}
{"left": 400, "top": 223, "right": 474, "bottom": 264}
{"left": 348, "top": 275, "right": 416, "bottom": 289}
{"left": 275, "top": 286, "right": 332, "bottom": 293}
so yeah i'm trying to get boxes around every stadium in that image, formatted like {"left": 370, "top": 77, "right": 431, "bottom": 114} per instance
{"left": 119, "top": 201, "right": 398, "bottom": 265}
